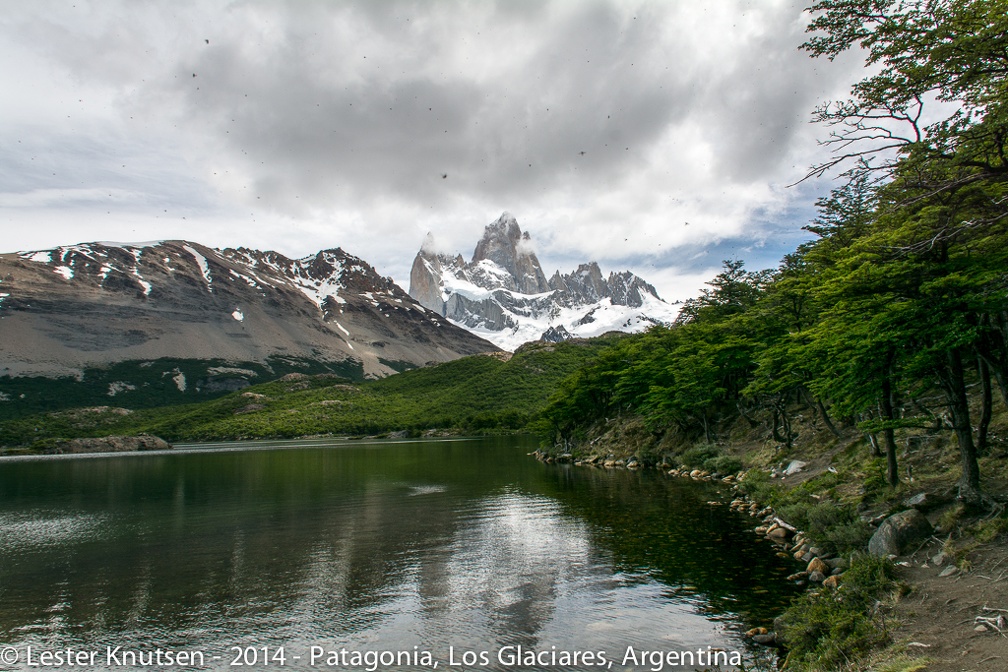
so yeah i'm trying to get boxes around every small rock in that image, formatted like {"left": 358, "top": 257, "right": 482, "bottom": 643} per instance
{"left": 767, "top": 527, "right": 791, "bottom": 541}
{"left": 793, "top": 549, "right": 807, "bottom": 561}
{"left": 822, "top": 575, "right": 841, "bottom": 589}
{"left": 809, "top": 570, "right": 827, "bottom": 583}
{"left": 931, "top": 552, "right": 946, "bottom": 567}
{"left": 939, "top": 565, "right": 958, "bottom": 578}
{"left": 807, "top": 557, "right": 829, "bottom": 575}
{"left": 975, "top": 624, "right": 989, "bottom": 632}
{"left": 831, "top": 567, "right": 844, "bottom": 576}
{"left": 752, "top": 633, "right": 778, "bottom": 646}
{"left": 826, "top": 557, "right": 849, "bottom": 571}
{"left": 745, "top": 627, "right": 768, "bottom": 638}
{"left": 808, "top": 546, "right": 825, "bottom": 558}
{"left": 787, "top": 571, "right": 809, "bottom": 581}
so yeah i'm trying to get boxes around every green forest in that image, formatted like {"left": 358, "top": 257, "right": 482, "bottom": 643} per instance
{"left": 541, "top": 0, "right": 1008, "bottom": 506}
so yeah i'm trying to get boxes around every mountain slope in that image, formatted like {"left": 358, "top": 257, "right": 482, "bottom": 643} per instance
{"left": 0, "top": 240, "right": 496, "bottom": 386}
{"left": 409, "top": 212, "right": 679, "bottom": 350}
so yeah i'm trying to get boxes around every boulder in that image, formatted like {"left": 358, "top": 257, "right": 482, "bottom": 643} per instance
{"left": 826, "top": 557, "right": 849, "bottom": 571}
{"left": 807, "top": 557, "right": 829, "bottom": 575}
{"left": 767, "top": 527, "right": 791, "bottom": 541}
{"left": 784, "top": 460, "right": 807, "bottom": 476}
{"left": 903, "top": 492, "right": 947, "bottom": 512}
{"left": 868, "top": 509, "right": 934, "bottom": 558}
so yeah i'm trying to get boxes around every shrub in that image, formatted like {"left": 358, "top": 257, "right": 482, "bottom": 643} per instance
{"left": 778, "top": 553, "right": 898, "bottom": 670}
{"left": 704, "top": 454, "right": 743, "bottom": 475}
{"left": 777, "top": 499, "right": 871, "bottom": 556}
{"left": 679, "top": 443, "right": 719, "bottom": 469}
{"left": 737, "top": 469, "right": 781, "bottom": 506}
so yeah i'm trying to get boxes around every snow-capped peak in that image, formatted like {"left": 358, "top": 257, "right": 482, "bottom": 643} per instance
{"left": 408, "top": 213, "right": 679, "bottom": 350}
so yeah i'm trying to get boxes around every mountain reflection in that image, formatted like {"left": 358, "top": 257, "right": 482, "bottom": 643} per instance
{"left": 0, "top": 438, "right": 796, "bottom": 669}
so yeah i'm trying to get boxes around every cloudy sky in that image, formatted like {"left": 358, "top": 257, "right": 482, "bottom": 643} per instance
{"left": 1, "top": 0, "right": 867, "bottom": 302}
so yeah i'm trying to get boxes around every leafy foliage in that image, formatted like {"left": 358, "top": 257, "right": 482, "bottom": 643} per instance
{"left": 539, "top": 0, "right": 1008, "bottom": 505}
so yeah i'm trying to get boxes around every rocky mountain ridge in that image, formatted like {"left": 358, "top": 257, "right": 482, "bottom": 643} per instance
{"left": 409, "top": 212, "right": 679, "bottom": 350}
{"left": 0, "top": 240, "right": 495, "bottom": 387}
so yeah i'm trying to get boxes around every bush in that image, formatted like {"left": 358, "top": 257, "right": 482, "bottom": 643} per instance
{"left": 777, "top": 499, "right": 872, "bottom": 556}
{"left": 704, "top": 454, "right": 743, "bottom": 475}
{"left": 737, "top": 469, "right": 781, "bottom": 506}
{"left": 679, "top": 443, "right": 719, "bottom": 468}
{"left": 778, "top": 553, "right": 898, "bottom": 670}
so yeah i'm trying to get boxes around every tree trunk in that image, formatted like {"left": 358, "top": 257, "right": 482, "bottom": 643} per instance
{"left": 866, "top": 432, "right": 882, "bottom": 457}
{"left": 939, "top": 349, "right": 982, "bottom": 504}
{"left": 771, "top": 396, "right": 793, "bottom": 448}
{"left": 816, "top": 399, "right": 843, "bottom": 438}
{"left": 979, "top": 310, "right": 1008, "bottom": 405}
{"left": 879, "top": 377, "right": 900, "bottom": 487}
{"left": 977, "top": 354, "right": 992, "bottom": 454}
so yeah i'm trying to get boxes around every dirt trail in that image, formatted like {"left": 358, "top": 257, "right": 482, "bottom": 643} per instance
{"left": 887, "top": 538, "right": 1008, "bottom": 671}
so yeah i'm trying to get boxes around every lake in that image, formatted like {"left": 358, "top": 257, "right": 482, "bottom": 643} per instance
{"left": 0, "top": 436, "right": 798, "bottom": 670}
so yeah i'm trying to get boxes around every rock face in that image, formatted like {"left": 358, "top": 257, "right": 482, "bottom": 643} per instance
{"left": 48, "top": 435, "right": 172, "bottom": 454}
{"left": 0, "top": 240, "right": 497, "bottom": 383}
{"left": 409, "top": 212, "right": 679, "bottom": 350}
{"left": 868, "top": 509, "right": 934, "bottom": 557}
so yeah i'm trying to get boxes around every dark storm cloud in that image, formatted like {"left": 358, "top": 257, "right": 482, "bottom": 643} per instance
{"left": 0, "top": 0, "right": 869, "bottom": 297}
{"left": 153, "top": 0, "right": 687, "bottom": 211}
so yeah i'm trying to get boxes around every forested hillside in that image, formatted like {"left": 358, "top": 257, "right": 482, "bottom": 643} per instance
{"left": 540, "top": 0, "right": 1008, "bottom": 505}
{"left": 0, "top": 339, "right": 616, "bottom": 447}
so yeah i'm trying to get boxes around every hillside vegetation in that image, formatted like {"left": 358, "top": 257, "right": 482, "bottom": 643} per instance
{"left": 541, "top": 0, "right": 1008, "bottom": 508}
{"left": 0, "top": 338, "right": 616, "bottom": 447}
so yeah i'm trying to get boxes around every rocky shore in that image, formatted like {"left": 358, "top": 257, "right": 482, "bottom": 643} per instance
{"left": 530, "top": 449, "right": 943, "bottom": 652}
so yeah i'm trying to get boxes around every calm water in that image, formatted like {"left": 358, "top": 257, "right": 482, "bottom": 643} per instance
{"left": 0, "top": 437, "right": 797, "bottom": 671}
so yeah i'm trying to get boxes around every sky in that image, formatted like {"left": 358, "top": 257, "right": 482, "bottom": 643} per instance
{"left": 0, "top": 0, "right": 868, "bottom": 303}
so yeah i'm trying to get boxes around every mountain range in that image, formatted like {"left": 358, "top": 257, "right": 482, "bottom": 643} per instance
{"left": 409, "top": 212, "right": 678, "bottom": 350}
{"left": 0, "top": 215, "right": 676, "bottom": 412}
{"left": 0, "top": 241, "right": 494, "bottom": 409}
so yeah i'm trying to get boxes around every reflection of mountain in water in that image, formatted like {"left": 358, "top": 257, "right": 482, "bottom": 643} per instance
{"left": 0, "top": 438, "right": 797, "bottom": 665}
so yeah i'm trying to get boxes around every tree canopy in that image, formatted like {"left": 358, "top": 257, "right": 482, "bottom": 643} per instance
{"left": 540, "top": 0, "right": 1008, "bottom": 505}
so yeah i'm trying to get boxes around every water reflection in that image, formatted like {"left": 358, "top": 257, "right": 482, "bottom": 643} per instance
{"left": 0, "top": 437, "right": 796, "bottom": 670}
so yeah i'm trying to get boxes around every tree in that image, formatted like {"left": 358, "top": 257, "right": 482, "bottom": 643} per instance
{"left": 801, "top": 0, "right": 1008, "bottom": 192}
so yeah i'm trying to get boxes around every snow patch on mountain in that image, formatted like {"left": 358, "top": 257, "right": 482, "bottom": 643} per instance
{"left": 409, "top": 213, "right": 679, "bottom": 350}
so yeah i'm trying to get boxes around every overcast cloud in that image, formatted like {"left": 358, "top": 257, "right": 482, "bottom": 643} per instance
{"left": 0, "top": 0, "right": 867, "bottom": 301}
